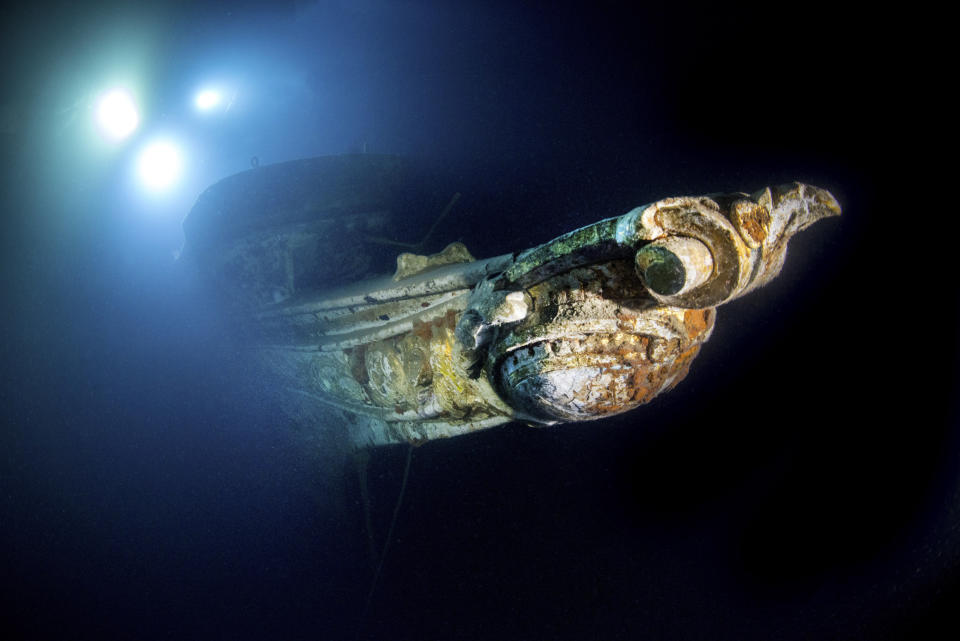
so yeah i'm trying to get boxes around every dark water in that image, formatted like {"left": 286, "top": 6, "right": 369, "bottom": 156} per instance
{"left": 2, "top": 2, "right": 956, "bottom": 640}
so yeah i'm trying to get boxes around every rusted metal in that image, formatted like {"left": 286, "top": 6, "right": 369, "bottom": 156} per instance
{"left": 183, "top": 156, "right": 839, "bottom": 449}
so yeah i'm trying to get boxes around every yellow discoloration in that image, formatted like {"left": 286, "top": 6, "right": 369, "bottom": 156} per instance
{"left": 394, "top": 242, "right": 475, "bottom": 280}
{"left": 235, "top": 180, "right": 837, "bottom": 447}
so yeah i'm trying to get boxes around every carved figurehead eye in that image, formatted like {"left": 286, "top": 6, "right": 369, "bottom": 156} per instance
{"left": 634, "top": 237, "right": 714, "bottom": 298}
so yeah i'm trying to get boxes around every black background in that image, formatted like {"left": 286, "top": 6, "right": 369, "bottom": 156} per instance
{"left": 2, "top": 2, "right": 956, "bottom": 640}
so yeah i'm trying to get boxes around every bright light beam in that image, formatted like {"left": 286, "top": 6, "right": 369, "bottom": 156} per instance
{"left": 137, "top": 140, "right": 183, "bottom": 192}
{"left": 194, "top": 88, "right": 222, "bottom": 112}
{"left": 96, "top": 88, "right": 139, "bottom": 141}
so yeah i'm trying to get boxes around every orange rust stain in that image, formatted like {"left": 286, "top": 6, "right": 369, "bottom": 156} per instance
{"left": 411, "top": 321, "right": 432, "bottom": 341}
{"left": 411, "top": 308, "right": 459, "bottom": 341}
{"left": 620, "top": 341, "right": 704, "bottom": 407}
{"left": 444, "top": 308, "right": 459, "bottom": 327}
{"left": 682, "top": 309, "right": 713, "bottom": 341}
{"left": 663, "top": 344, "right": 702, "bottom": 392}
{"left": 734, "top": 201, "right": 771, "bottom": 244}
{"left": 629, "top": 378, "right": 652, "bottom": 404}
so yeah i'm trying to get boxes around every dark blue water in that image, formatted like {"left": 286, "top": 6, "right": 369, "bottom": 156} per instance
{"left": 2, "top": 2, "right": 956, "bottom": 640}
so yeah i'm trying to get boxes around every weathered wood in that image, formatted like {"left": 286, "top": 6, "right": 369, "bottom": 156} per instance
{"left": 183, "top": 156, "right": 839, "bottom": 449}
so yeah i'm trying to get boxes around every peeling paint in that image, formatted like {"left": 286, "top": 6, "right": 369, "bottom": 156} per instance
{"left": 182, "top": 159, "right": 840, "bottom": 448}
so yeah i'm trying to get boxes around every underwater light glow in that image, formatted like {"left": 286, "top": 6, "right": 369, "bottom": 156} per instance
{"left": 194, "top": 88, "right": 222, "bottom": 112}
{"left": 96, "top": 88, "right": 139, "bottom": 141}
{"left": 136, "top": 140, "right": 183, "bottom": 192}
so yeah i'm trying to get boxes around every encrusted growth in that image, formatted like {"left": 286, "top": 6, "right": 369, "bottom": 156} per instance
{"left": 181, "top": 159, "right": 839, "bottom": 448}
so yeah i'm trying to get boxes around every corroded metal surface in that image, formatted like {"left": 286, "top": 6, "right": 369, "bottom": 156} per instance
{"left": 183, "top": 156, "right": 839, "bottom": 449}
{"left": 491, "top": 260, "right": 714, "bottom": 423}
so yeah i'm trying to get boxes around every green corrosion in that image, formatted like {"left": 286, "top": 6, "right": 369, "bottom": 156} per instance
{"left": 502, "top": 217, "right": 624, "bottom": 287}
{"left": 635, "top": 245, "right": 685, "bottom": 296}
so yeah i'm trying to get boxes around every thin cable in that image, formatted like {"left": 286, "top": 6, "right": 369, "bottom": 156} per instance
{"left": 364, "top": 192, "right": 461, "bottom": 250}
{"left": 358, "top": 443, "right": 414, "bottom": 636}
{"left": 356, "top": 450, "right": 378, "bottom": 571}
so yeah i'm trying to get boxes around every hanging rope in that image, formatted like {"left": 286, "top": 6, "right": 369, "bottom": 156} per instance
{"left": 355, "top": 449, "right": 378, "bottom": 572}
{"left": 358, "top": 443, "right": 414, "bottom": 636}
{"left": 365, "top": 192, "right": 461, "bottom": 250}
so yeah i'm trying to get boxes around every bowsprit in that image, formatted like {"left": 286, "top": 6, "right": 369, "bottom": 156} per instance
{"left": 182, "top": 155, "right": 840, "bottom": 449}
